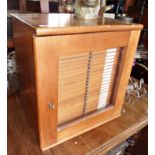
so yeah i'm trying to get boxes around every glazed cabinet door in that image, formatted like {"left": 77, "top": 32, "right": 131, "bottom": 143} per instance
{"left": 33, "top": 30, "right": 140, "bottom": 149}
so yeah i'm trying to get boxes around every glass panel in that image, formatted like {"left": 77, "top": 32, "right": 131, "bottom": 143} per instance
{"left": 58, "top": 53, "right": 89, "bottom": 125}
{"left": 58, "top": 48, "right": 122, "bottom": 126}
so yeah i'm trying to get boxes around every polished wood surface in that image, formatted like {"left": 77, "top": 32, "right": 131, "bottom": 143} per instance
{"left": 12, "top": 13, "right": 143, "bottom": 150}
{"left": 29, "top": 31, "right": 136, "bottom": 150}
{"left": 12, "top": 18, "right": 39, "bottom": 140}
{"left": 112, "top": 30, "right": 141, "bottom": 116}
{"left": 33, "top": 37, "right": 58, "bottom": 149}
{"left": 7, "top": 38, "right": 14, "bottom": 48}
{"left": 8, "top": 91, "right": 148, "bottom": 155}
{"left": 11, "top": 13, "right": 143, "bottom": 36}
{"left": 39, "top": 31, "right": 130, "bottom": 57}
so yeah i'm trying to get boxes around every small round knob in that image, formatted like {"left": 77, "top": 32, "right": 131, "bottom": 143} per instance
{"left": 48, "top": 103, "right": 55, "bottom": 110}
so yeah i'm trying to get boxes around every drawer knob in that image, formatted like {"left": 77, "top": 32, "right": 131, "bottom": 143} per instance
{"left": 48, "top": 103, "right": 55, "bottom": 110}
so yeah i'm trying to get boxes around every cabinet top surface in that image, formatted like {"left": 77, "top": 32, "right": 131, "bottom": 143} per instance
{"left": 12, "top": 13, "right": 143, "bottom": 36}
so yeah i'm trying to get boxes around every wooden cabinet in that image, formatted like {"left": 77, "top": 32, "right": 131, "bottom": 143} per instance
{"left": 12, "top": 13, "right": 142, "bottom": 150}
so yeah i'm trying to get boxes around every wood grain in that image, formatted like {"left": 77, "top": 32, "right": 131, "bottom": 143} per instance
{"left": 7, "top": 90, "right": 147, "bottom": 155}
{"left": 53, "top": 96, "right": 148, "bottom": 155}
{"left": 33, "top": 37, "right": 58, "bottom": 149}
{"left": 112, "top": 30, "right": 141, "bottom": 116}
{"left": 8, "top": 93, "right": 47, "bottom": 155}
{"left": 11, "top": 13, "right": 143, "bottom": 36}
{"left": 12, "top": 13, "right": 143, "bottom": 150}
{"left": 29, "top": 31, "right": 130, "bottom": 59}
{"left": 57, "top": 106, "right": 117, "bottom": 144}
{"left": 12, "top": 17, "right": 39, "bottom": 140}
{"left": 7, "top": 38, "right": 14, "bottom": 48}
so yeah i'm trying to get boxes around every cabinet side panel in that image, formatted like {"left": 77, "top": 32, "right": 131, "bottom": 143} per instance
{"left": 12, "top": 18, "right": 39, "bottom": 139}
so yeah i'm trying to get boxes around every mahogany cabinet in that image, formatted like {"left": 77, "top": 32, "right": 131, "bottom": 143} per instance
{"left": 12, "top": 13, "right": 142, "bottom": 150}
